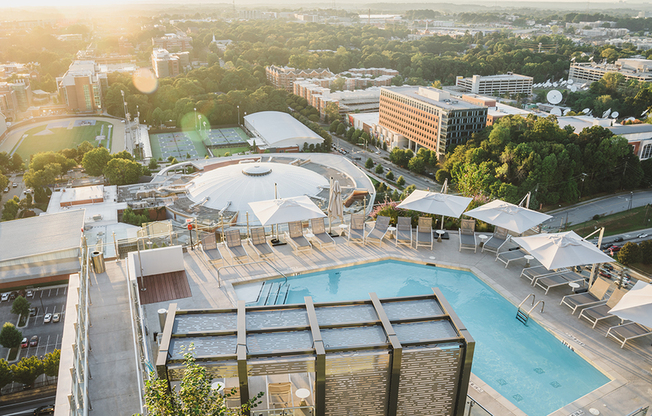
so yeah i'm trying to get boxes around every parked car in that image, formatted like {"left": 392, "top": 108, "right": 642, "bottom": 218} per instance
{"left": 12, "top": 182, "right": 17, "bottom": 188}
{"left": 29, "top": 307, "right": 38, "bottom": 317}
{"left": 29, "top": 335, "right": 38, "bottom": 347}
{"left": 25, "top": 289, "right": 34, "bottom": 298}
{"left": 21, "top": 337, "right": 28, "bottom": 348}
{"left": 603, "top": 264, "right": 614, "bottom": 271}
{"left": 613, "top": 236, "right": 624, "bottom": 242}
{"left": 638, "top": 233, "right": 649, "bottom": 239}
{"left": 52, "top": 313, "right": 61, "bottom": 323}
{"left": 599, "top": 270, "right": 612, "bottom": 279}
{"left": 1, "top": 292, "right": 9, "bottom": 302}
{"left": 609, "top": 245, "right": 622, "bottom": 254}
{"left": 33, "top": 405, "right": 55, "bottom": 415}
{"left": 9, "top": 291, "right": 17, "bottom": 300}
{"left": 34, "top": 404, "right": 54, "bottom": 416}
{"left": 43, "top": 313, "right": 52, "bottom": 323}
{"left": 3, "top": 187, "right": 8, "bottom": 193}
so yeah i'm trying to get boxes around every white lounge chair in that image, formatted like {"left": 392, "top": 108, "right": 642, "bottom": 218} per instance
{"left": 606, "top": 322, "right": 652, "bottom": 348}
{"left": 395, "top": 216, "right": 413, "bottom": 247}
{"left": 459, "top": 219, "right": 477, "bottom": 253}
{"left": 365, "top": 215, "right": 390, "bottom": 247}
{"left": 560, "top": 278, "right": 611, "bottom": 314}
{"left": 347, "top": 214, "right": 365, "bottom": 245}
{"left": 482, "top": 226, "right": 510, "bottom": 254}
{"left": 309, "top": 217, "right": 335, "bottom": 249}
{"left": 224, "top": 229, "right": 250, "bottom": 263}
{"left": 520, "top": 266, "right": 568, "bottom": 286}
{"left": 534, "top": 271, "right": 585, "bottom": 295}
{"left": 579, "top": 288, "right": 627, "bottom": 328}
{"left": 249, "top": 227, "right": 275, "bottom": 259}
{"left": 199, "top": 233, "right": 223, "bottom": 265}
{"left": 496, "top": 249, "right": 527, "bottom": 268}
{"left": 285, "top": 221, "right": 312, "bottom": 252}
{"left": 415, "top": 217, "right": 433, "bottom": 250}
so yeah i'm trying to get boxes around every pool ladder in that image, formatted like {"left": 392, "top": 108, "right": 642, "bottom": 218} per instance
{"left": 516, "top": 294, "right": 545, "bottom": 325}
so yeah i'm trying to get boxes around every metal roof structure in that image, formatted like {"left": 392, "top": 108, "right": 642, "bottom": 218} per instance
{"left": 243, "top": 111, "right": 323, "bottom": 149}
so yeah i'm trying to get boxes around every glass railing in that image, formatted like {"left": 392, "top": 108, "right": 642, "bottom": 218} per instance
{"left": 464, "top": 396, "right": 494, "bottom": 416}
{"left": 250, "top": 406, "right": 315, "bottom": 416}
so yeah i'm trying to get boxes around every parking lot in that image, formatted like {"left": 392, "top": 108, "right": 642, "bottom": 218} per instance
{"left": 0, "top": 285, "right": 67, "bottom": 361}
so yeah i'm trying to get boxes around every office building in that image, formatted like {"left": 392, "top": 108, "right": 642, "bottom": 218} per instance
{"left": 152, "top": 33, "right": 193, "bottom": 52}
{"left": 56, "top": 61, "right": 107, "bottom": 112}
{"left": 151, "top": 49, "right": 189, "bottom": 78}
{"left": 293, "top": 81, "right": 382, "bottom": 119}
{"left": 455, "top": 73, "right": 533, "bottom": 96}
{"left": 607, "top": 124, "right": 652, "bottom": 161}
{"left": 568, "top": 58, "right": 652, "bottom": 85}
{"left": 0, "top": 85, "right": 18, "bottom": 119}
{"left": 266, "top": 65, "right": 334, "bottom": 92}
{"left": 377, "top": 86, "right": 487, "bottom": 156}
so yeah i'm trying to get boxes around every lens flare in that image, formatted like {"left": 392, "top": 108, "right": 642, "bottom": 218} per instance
{"left": 132, "top": 68, "right": 158, "bottom": 94}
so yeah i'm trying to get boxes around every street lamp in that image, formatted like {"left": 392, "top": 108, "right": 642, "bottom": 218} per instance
{"left": 237, "top": 105, "right": 240, "bottom": 126}
{"left": 194, "top": 108, "right": 197, "bottom": 130}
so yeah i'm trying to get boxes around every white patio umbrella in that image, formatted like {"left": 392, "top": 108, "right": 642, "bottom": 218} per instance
{"left": 511, "top": 231, "right": 615, "bottom": 270}
{"left": 397, "top": 190, "right": 472, "bottom": 229}
{"left": 464, "top": 200, "right": 552, "bottom": 234}
{"left": 609, "top": 281, "right": 652, "bottom": 327}
{"left": 327, "top": 179, "right": 344, "bottom": 233}
{"left": 248, "top": 195, "right": 326, "bottom": 226}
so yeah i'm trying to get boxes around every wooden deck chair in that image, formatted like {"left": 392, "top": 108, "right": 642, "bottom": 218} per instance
{"left": 268, "top": 382, "right": 292, "bottom": 409}
{"left": 395, "top": 216, "right": 413, "bottom": 247}
{"left": 579, "top": 288, "right": 627, "bottom": 328}
{"left": 348, "top": 214, "right": 365, "bottom": 244}
{"left": 310, "top": 217, "right": 335, "bottom": 249}
{"left": 285, "top": 221, "right": 312, "bottom": 252}
{"left": 199, "top": 233, "right": 223, "bottom": 265}
{"left": 482, "top": 226, "right": 510, "bottom": 254}
{"left": 224, "top": 229, "right": 250, "bottom": 263}
{"left": 560, "top": 278, "right": 611, "bottom": 314}
{"left": 416, "top": 217, "right": 433, "bottom": 250}
{"left": 459, "top": 219, "right": 477, "bottom": 253}
{"left": 365, "top": 215, "right": 390, "bottom": 247}
{"left": 249, "top": 227, "right": 274, "bottom": 259}
{"left": 606, "top": 322, "right": 652, "bottom": 348}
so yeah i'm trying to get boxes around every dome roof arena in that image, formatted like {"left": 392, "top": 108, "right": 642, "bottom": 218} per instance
{"left": 187, "top": 161, "right": 329, "bottom": 224}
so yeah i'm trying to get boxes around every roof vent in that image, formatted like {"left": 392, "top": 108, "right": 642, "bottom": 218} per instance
{"left": 242, "top": 165, "right": 272, "bottom": 177}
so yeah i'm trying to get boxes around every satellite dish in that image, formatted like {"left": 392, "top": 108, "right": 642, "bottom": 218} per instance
{"left": 563, "top": 109, "right": 571, "bottom": 115}
{"left": 553, "top": 82, "right": 559, "bottom": 87}
{"left": 570, "top": 85, "right": 577, "bottom": 92}
{"left": 561, "top": 80, "right": 567, "bottom": 85}
{"left": 642, "top": 109, "right": 649, "bottom": 116}
{"left": 626, "top": 117, "right": 636, "bottom": 122}
{"left": 551, "top": 107, "right": 562, "bottom": 116}
{"left": 582, "top": 108, "right": 590, "bottom": 114}
{"left": 567, "top": 79, "right": 574, "bottom": 85}
{"left": 611, "top": 111, "right": 619, "bottom": 118}
{"left": 547, "top": 90, "right": 563, "bottom": 105}
{"left": 602, "top": 108, "right": 611, "bottom": 118}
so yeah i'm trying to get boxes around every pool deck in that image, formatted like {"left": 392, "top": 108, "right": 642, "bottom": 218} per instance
{"left": 138, "top": 232, "right": 652, "bottom": 416}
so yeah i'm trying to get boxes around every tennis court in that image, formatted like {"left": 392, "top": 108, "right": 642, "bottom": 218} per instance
{"left": 149, "top": 131, "right": 208, "bottom": 161}
{"left": 13, "top": 120, "right": 113, "bottom": 159}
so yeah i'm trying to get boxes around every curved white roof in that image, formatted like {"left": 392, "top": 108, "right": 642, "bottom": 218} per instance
{"left": 186, "top": 162, "right": 328, "bottom": 224}
{"left": 244, "top": 111, "right": 323, "bottom": 148}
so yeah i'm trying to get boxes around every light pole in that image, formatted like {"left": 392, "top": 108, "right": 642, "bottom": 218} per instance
{"left": 194, "top": 108, "right": 197, "bottom": 130}
{"left": 121, "top": 90, "right": 130, "bottom": 152}
{"left": 237, "top": 105, "right": 240, "bottom": 126}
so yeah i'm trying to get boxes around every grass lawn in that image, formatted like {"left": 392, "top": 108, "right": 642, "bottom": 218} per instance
{"left": 210, "top": 146, "right": 250, "bottom": 157}
{"left": 14, "top": 121, "right": 113, "bottom": 159}
{"left": 568, "top": 205, "right": 651, "bottom": 237}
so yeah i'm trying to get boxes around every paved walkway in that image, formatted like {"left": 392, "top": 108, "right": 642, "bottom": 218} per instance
{"left": 87, "top": 261, "right": 141, "bottom": 415}
{"left": 135, "top": 233, "right": 652, "bottom": 416}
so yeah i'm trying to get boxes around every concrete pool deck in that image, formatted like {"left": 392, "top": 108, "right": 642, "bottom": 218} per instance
{"left": 135, "top": 232, "right": 652, "bottom": 416}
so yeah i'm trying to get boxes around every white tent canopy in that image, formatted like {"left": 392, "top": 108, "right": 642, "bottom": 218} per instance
{"left": 248, "top": 195, "right": 326, "bottom": 226}
{"left": 512, "top": 231, "right": 615, "bottom": 270}
{"left": 609, "top": 281, "right": 652, "bottom": 327}
{"left": 464, "top": 200, "right": 552, "bottom": 234}
{"left": 397, "top": 190, "right": 472, "bottom": 218}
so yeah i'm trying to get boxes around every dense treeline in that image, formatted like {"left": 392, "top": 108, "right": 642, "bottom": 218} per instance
{"left": 439, "top": 114, "right": 651, "bottom": 207}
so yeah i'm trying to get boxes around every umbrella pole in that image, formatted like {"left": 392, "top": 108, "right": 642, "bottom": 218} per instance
{"left": 246, "top": 212, "right": 250, "bottom": 239}
{"left": 220, "top": 214, "right": 225, "bottom": 243}
{"left": 329, "top": 177, "right": 333, "bottom": 234}
{"left": 588, "top": 227, "right": 605, "bottom": 287}
{"left": 441, "top": 215, "right": 445, "bottom": 230}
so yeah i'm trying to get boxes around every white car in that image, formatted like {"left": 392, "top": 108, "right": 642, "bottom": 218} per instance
{"left": 1, "top": 293, "right": 9, "bottom": 302}
{"left": 52, "top": 313, "right": 61, "bottom": 323}
{"left": 43, "top": 313, "right": 52, "bottom": 323}
{"left": 638, "top": 233, "right": 649, "bottom": 239}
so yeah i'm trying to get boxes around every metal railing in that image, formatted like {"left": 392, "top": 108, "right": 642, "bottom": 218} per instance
{"left": 627, "top": 406, "right": 649, "bottom": 416}
{"left": 465, "top": 396, "right": 494, "bottom": 416}
{"left": 250, "top": 406, "right": 315, "bottom": 416}
{"left": 69, "top": 243, "right": 91, "bottom": 416}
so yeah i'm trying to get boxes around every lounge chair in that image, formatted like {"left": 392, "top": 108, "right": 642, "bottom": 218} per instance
{"left": 268, "top": 381, "right": 292, "bottom": 409}
{"left": 579, "top": 288, "right": 627, "bottom": 328}
{"left": 459, "top": 219, "right": 477, "bottom": 253}
{"left": 199, "top": 233, "right": 223, "bottom": 265}
{"left": 249, "top": 227, "right": 275, "bottom": 259}
{"left": 365, "top": 215, "right": 390, "bottom": 247}
{"left": 285, "top": 221, "right": 312, "bottom": 252}
{"left": 395, "top": 216, "right": 413, "bottom": 247}
{"left": 482, "top": 226, "right": 510, "bottom": 254}
{"left": 496, "top": 249, "right": 527, "bottom": 268}
{"left": 224, "top": 229, "right": 250, "bottom": 263}
{"left": 534, "top": 271, "right": 585, "bottom": 295}
{"left": 309, "top": 218, "right": 335, "bottom": 249}
{"left": 520, "top": 266, "right": 568, "bottom": 286}
{"left": 415, "top": 217, "right": 433, "bottom": 250}
{"left": 347, "top": 214, "right": 365, "bottom": 245}
{"left": 606, "top": 322, "right": 652, "bottom": 348}
{"left": 560, "top": 278, "right": 612, "bottom": 314}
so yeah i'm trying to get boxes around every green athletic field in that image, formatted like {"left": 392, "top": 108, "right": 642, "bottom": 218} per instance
{"left": 13, "top": 120, "right": 113, "bottom": 160}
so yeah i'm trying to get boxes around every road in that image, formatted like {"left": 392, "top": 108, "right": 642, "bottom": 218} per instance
{"left": 0, "top": 396, "right": 55, "bottom": 416}
{"left": 541, "top": 190, "right": 652, "bottom": 231}
{"left": 330, "top": 133, "right": 441, "bottom": 192}
{"left": 1, "top": 174, "right": 26, "bottom": 210}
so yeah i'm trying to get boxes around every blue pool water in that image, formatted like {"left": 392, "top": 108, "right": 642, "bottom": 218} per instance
{"left": 237, "top": 260, "right": 610, "bottom": 416}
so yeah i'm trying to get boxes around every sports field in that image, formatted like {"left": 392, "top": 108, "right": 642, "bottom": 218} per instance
{"left": 13, "top": 120, "right": 113, "bottom": 159}
{"left": 149, "top": 127, "right": 249, "bottom": 161}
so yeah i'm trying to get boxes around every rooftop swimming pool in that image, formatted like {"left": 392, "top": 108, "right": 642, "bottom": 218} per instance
{"left": 235, "top": 260, "right": 610, "bottom": 416}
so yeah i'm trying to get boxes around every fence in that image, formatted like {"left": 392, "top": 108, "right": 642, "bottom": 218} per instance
{"left": 627, "top": 406, "right": 649, "bottom": 416}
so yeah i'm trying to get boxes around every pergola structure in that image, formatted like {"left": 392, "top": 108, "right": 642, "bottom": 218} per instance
{"left": 157, "top": 289, "right": 474, "bottom": 416}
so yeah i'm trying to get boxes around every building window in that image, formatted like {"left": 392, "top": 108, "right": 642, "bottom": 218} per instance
{"left": 641, "top": 143, "right": 652, "bottom": 160}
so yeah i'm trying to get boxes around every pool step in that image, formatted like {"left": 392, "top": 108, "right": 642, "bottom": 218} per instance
{"left": 262, "top": 281, "right": 290, "bottom": 305}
